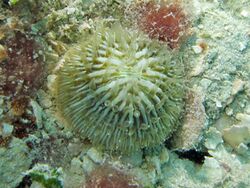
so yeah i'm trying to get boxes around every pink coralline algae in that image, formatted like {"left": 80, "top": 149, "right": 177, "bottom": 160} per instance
{"left": 137, "top": 0, "right": 189, "bottom": 49}
{"left": 0, "top": 31, "right": 44, "bottom": 97}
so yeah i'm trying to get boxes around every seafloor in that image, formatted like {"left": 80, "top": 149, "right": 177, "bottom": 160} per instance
{"left": 0, "top": 0, "right": 250, "bottom": 188}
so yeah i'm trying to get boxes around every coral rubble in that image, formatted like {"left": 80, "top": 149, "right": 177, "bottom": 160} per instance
{"left": 136, "top": 0, "right": 190, "bottom": 49}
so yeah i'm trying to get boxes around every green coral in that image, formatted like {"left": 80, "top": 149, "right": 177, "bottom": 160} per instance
{"left": 56, "top": 24, "right": 185, "bottom": 153}
{"left": 9, "top": 0, "right": 20, "bottom": 6}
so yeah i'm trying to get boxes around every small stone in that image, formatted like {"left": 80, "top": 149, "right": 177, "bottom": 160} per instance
{"left": 146, "top": 156, "right": 161, "bottom": 175}
{"left": 205, "top": 127, "right": 223, "bottom": 150}
{"left": 159, "top": 147, "right": 169, "bottom": 164}
{"left": 2, "top": 123, "right": 14, "bottom": 137}
{"left": 0, "top": 97, "right": 4, "bottom": 105}
{"left": 190, "top": 60, "right": 206, "bottom": 77}
{"left": 245, "top": 81, "right": 250, "bottom": 97}
{"left": 222, "top": 114, "right": 250, "bottom": 148}
{"left": 240, "top": 10, "right": 249, "bottom": 18}
{"left": 41, "top": 131, "right": 49, "bottom": 139}
{"left": 79, "top": 22, "right": 91, "bottom": 32}
{"left": 68, "top": 143, "right": 84, "bottom": 157}
{"left": 71, "top": 138, "right": 79, "bottom": 143}
{"left": 236, "top": 143, "right": 249, "bottom": 156}
{"left": 0, "top": 44, "right": 8, "bottom": 62}
{"left": 65, "top": 131, "right": 74, "bottom": 139}
{"left": 200, "top": 78, "right": 212, "bottom": 89}
{"left": 64, "top": 171, "right": 85, "bottom": 188}
{"left": 0, "top": 108, "right": 3, "bottom": 115}
{"left": 198, "top": 24, "right": 204, "bottom": 29}
{"left": 66, "top": 7, "right": 76, "bottom": 15}
{"left": 121, "top": 150, "right": 143, "bottom": 167}
{"left": 0, "top": 138, "right": 32, "bottom": 187}
{"left": 239, "top": 42, "right": 247, "bottom": 52}
{"left": 223, "top": 125, "right": 249, "bottom": 148}
{"left": 130, "top": 168, "right": 152, "bottom": 187}
{"left": 49, "top": 40, "right": 67, "bottom": 55}
{"left": 70, "top": 158, "right": 83, "bottom": 175}
{"left": 30, "top": 181, "right": 46, "bottom": 188}
{"left": 245, "top": 105, "right": 250, "bottom": 114}
{"left": 215, "top": 100, "right": 222, "bottom": 108}
{"left": 236, "top": 113, "right": 250, "bottom": 124}
{"left": 47, "top": 74, "right": 57, "bottom": 92}
{"left": 30, "top": 100, "right": 43, "bottom": 129}
{"left": 225, "top": 107, "right": 233, "bottom": 116}
{"left": 205, "top": 51, "right": 218, "bottom": 64}
{"left": 232, "top": 79, "right": 245, "bottom": 95}
{"left": 203, "top": 157, "right": 222, "bottom": 177}
{"left": 0, "top": 30, "right": 5, "bottom": 40}
{"left": 192, "top": 45, "right": 203, "bottom": 54}
{"left": 82, "top": 156, "right": 95, "bottom": 175}
{"left": 37, "top": 90, "right": 52, "bottom": 109}
{"left": 214, "top": 114, "right": 233, "bottom": 132}
{"left": 86, "top": 147, "right": 103, "bottom": 164}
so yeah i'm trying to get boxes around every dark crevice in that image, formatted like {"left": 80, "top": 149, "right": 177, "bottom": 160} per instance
{"left": 2, "top": 0, "right": 10, "bottom": 7}
{"left": 16, "top": 176, "right": 32, "bottom": 188}
{"left": 175, "top": 149, "right": 211, "bottom": 164}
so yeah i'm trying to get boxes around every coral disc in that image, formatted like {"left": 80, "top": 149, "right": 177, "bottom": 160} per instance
{"left": 56, "top": 24, "right": 185, "bottom": 152}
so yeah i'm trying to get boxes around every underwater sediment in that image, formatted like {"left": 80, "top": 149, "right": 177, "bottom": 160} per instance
{"left": 0, "top": 0, "right": 250, "bottom": 188}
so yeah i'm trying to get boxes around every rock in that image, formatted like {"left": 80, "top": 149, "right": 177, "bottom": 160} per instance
{"left": 64, "top": 157, "right": 85, "bottom": 188}
{"left": 82, "top": 156, "right": 95, "bottom": 175}
{"left": 1, "top": 123, "right": 14, "bottom": 138}
{"left": 223, "top": 125, "right": 250, "bottom": 148}
{"left": 172, "top": 88, "right": 206, "bottom": 149}
{"left": 131, "top": 167, "right": 156, "bottom": 187}
{"left": 64, "top": 172, "right": 85, "bottom": 188}
{"left": 121, "top": 150, "right": 143, "bottom": 167}
{"left": 37, "top": 90, "right": 52, "bottom": 109}
{"left": 67, "top": 142, "right": 84, "bottom": 157}
{"left": 146, "top": 156, "right": 161, "bottom": 176}
{"left": 192, "top": 45, "right": 203, "bottom": 54}
{"left": 86, "top": 147, "right": 103, "bottom": 164}
{"left": 222, "top": 113, "right": 250, "bottom": 148}
{"left": 200, "top": 78, "right": 212, "bottom": 90}
{"left": 214, "top": 114, "right": 233, "bottom": 132}
{"left": 30, "top": 100, "right": 43, "bottom": 129}
{"left": 225, "top": 78, "right": 246, "bottom": 106}
{"left": 70, "top": 158, "right": 83, "bottom": 175}
{"left": 240, "top": 9, "right": 250, "bottom": 18}
{"left": 159, "top": 147, "right": 170, "bottom": 165}
{"left": 47, "top": 74, "right": 57, "bottom": 92}
{"left": 190, "top": 59, "right": 206, "bottom": 77}
{"left": 225, "top": 107, "right": 233, "bottom": 116}
{"left": 0, "top": 97, "right": 4, "bottom": 105}
{"left": 30, "top": 181, "right": 46, "bottom": 188}
{"left": 0, "top": 138, "right": 32, "bottom": 188}
{"left": 231, "top": 79, "right": 245, "bottom": 96}
{"left": 236, "top": 143, "right": 249, "bottom": 156}
{"left": 0, "top": 108, "right": 3, "bottom": 116}
{"left": 0, "top": 44, "right": 7, "bottom": 62}
{"left": 205, "top": 127, "right": 223, "bottom": 150}
{"left": 201, "top": 157, "right": 225, "bottom": 182}
{"left": 246, "top": 104, "right": 250, "bottom": 114}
